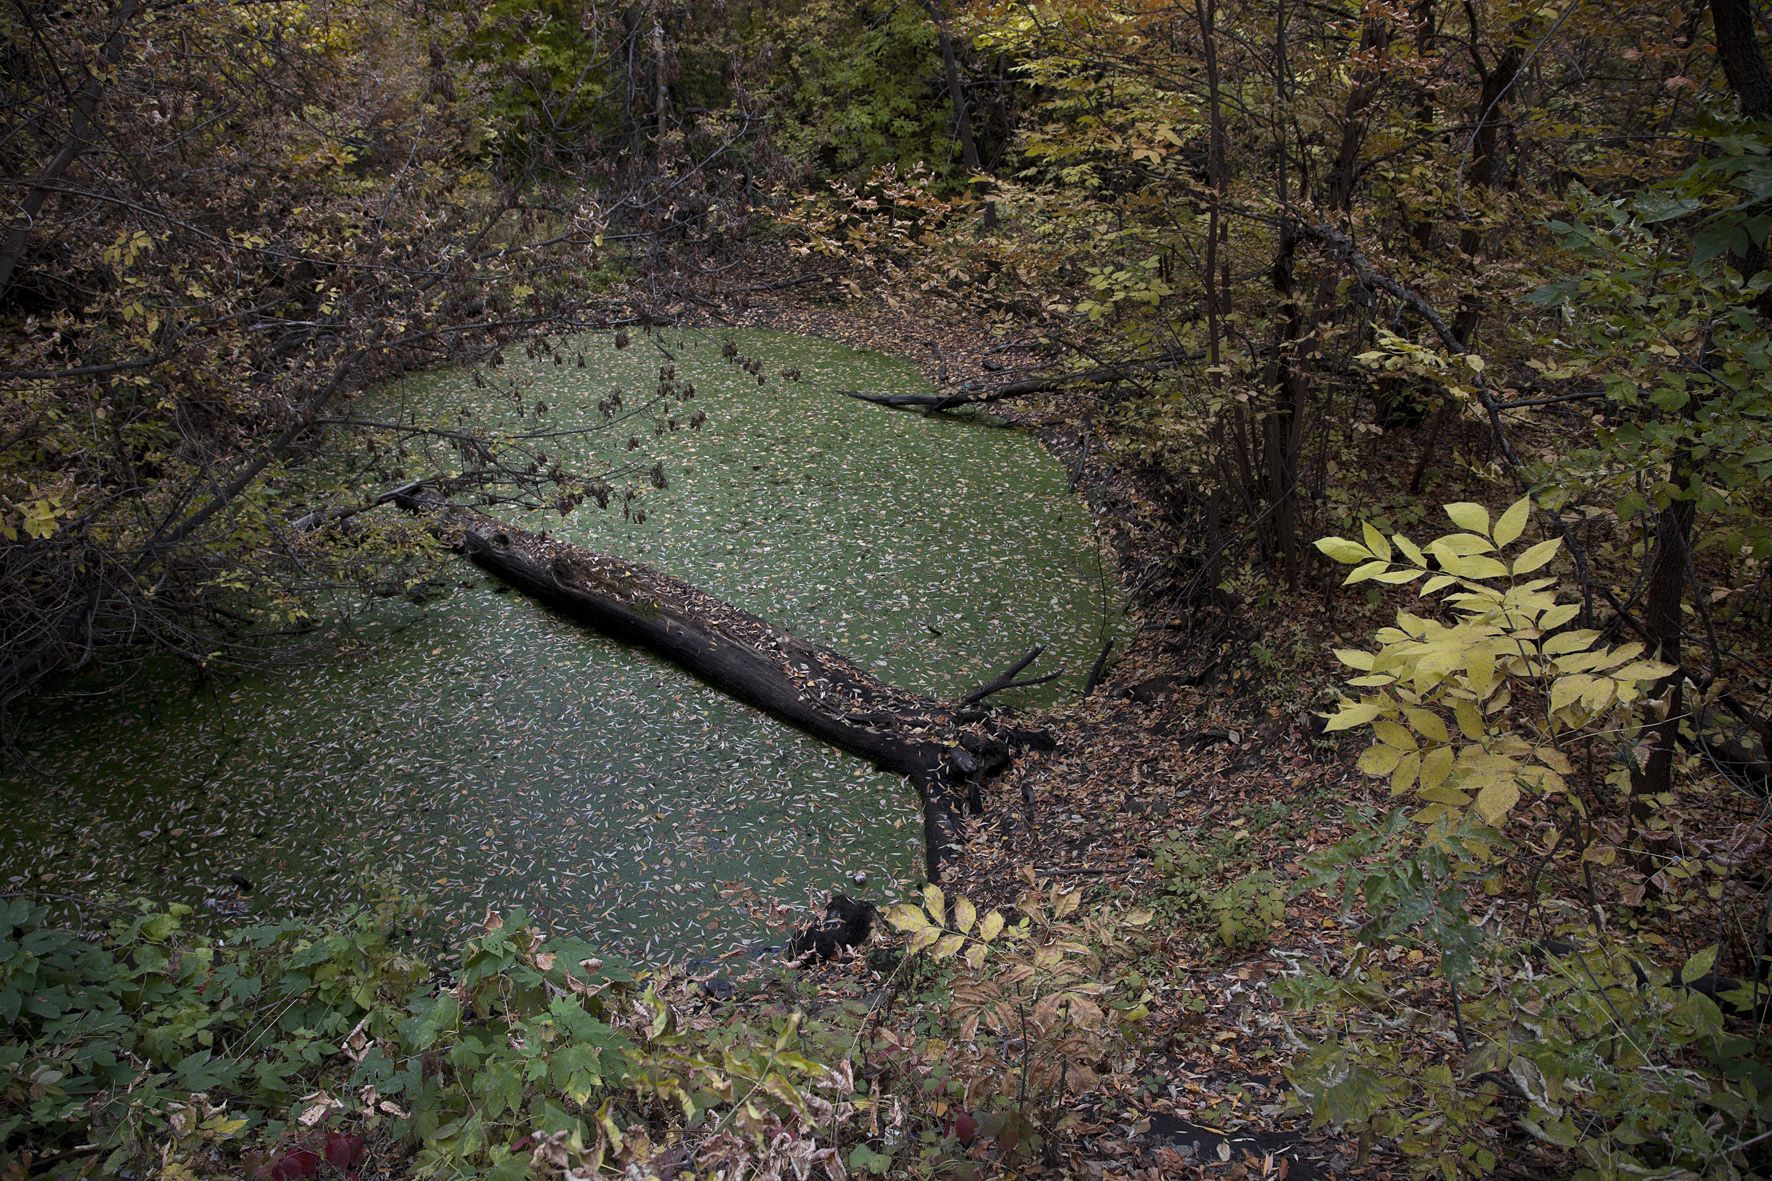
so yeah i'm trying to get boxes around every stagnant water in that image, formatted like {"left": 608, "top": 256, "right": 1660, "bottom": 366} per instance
{"left": 0, "top": 329, "right": 1115, "bottom": 958}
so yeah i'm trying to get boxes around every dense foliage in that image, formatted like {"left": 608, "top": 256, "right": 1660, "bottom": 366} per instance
{"left": 0, "top": 883, "right": 1151, "bottom": 1178}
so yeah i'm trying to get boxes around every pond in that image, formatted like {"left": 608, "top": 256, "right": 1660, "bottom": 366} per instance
{"left": 0, "top": 329, "right": 1116, "bottom": 959}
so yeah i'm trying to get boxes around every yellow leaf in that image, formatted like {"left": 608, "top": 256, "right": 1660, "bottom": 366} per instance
{"left": 1445, "top": 502, "right": 1491, "bottom": 535}
{"left": 1475, "top": 779, "right": 1520, "bottom": 824}
{"left": 923, "top": 884, "right": 946, "bottom": 925}
{"left": 1468, "top": 648, "right": 1497, "bottom": 699}
{"left": 1344, "top": 560, "right": 1391, "bottom": 584}
{"left": 1362, "top": 521, "right": 1392, "bottom": 562}
{"left": 978, "top": 911, "right": 1004, "bottom": 942}
{"left": 1439, "top": 554, "right": 1509, "bottom": 579}
{"left": 930, "top": 933, "right": 965, "bottom": 960}
{"left": 1539, "top": 602, "right": 1580, "bottom": 629}
{"left": 1493, "top": 495, "right": 1531, "bottom": 547}
{"left": 1432, "top": 532, "right": 1496, "bottom": 556}
{"left": 1418, "top": 783, "right": 1471, "bottom": 806}
{"left": 1582, "top": 678, "right": 1615, "bottom": 712}
{"left": 1334, "top": 648, "right": 1375, "bottom": 670}
{"left": 1454, "top": 700, "right": 1485, "bottom": 740}
{"left": 1315, "top": 536, "right": 1370, "bottom": 563}
{"left": 1390, "top": 751, "right": 1421, "bottom": 795}
{"left": 1325, "top": 700, "right": 1385, "bottom": 731}
{"left": 1555, "top": 650, "right": 1613, "bottom": 673}
{"left": 883, "top": 903, "right": 928, "bottom": 933}
{"left": 1611, "top": 660, "right": 1676, "bottom": 683}
{"left": 1374, "top": 719, "right": 1417, "bottom": 750}
{"left": 1394, "top": 533, "right": 1425, "bottom": 565}
{"left": 1421, "top": 745, "right": 1454, "bottom": 790}
{"left": 953, "top": 895, "right": 976, "bottom": 934}
{"left": 1359, "top": 744, "right": 1406, "bottom": 776}
{"left": 1535, "top": 746, "right": 1573, "bottom": 774}
{"left": 21, "top": 500, "right": 59, "bottom": 540}
{"left": 1512, "top": 538, "right": 1562, "bottom": 575}
{"left": 1549, "top": 676, "right": 1590, "bottom": 713}
{"left": 1542, "top": 629, "right": 1598, "bottom": 655}
{"left": 1403, "top": 708, "right": 1449, "bottom": 744}
{"left": 1053, "top": 888, "right": 1080, "bottom": 919}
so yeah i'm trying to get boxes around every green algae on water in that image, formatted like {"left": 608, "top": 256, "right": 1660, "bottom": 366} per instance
{"left": 0, "top": 329, "right": 1118, "bottom": 959}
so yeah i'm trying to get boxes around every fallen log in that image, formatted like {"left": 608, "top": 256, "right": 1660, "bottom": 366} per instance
{"left": 838, "top": 351, "right": 1199, "bottom": 413}
{"left": 393, "top": 490, "right": 1051, "bottom": 881}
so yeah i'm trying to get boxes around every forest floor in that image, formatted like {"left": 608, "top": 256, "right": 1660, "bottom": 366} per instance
{"left": 665, "top": 254, "right": 1428, "bottom": 1178}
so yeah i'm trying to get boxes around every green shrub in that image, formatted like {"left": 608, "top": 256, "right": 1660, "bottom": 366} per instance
{"left": 2, "top": 882, "right": 1158, "bottom": 1179}
{"left": 1281, "top": 500, "right": 1772, "bottom": 1179}
{"left": 1153, "top": 831, "right": 1286, "bottom": 951}
{"left": 0, "top": 896, "right": 846, "bottom": 1178}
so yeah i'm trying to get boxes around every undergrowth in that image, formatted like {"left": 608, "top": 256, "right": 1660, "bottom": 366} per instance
{"left": 1, "top": 877, "right": 1151, "bottom": 1179}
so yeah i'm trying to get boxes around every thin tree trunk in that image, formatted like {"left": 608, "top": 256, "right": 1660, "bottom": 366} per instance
{"left": 1261, "top": 0, "right": 1303, "bottom": 585}
{"left": 652, "top": 19, "right": 668, "bottom": 160}
{"left": 1632, "top": 0, "right": 1772, "bottom": 807}
{"left": 1634, "top": 467, "right": 1696, "bottom": 809}
{"left": 1448, "top": 42, "right": 1522, "bottom": 347}
{"left": 1711, "top": 0, "right": 1772, "bottom": 117}
{"left": 1708, "top": 0, "right": 1771, "bottom": 305}
{"left": 1409, "top": 0, "right": 1440, "bottom": 251}
{"left": 920, "top": 0, "right": 996, "bottom": 229}
{"left": 1411, "top": 28, "right": 1521, "bottom": 492}
{"left": 1265, "top": 228, "right": 1304, "bottom": 584}
{"left": 1195, "top": 0, "right": 1227, "bottom": 369}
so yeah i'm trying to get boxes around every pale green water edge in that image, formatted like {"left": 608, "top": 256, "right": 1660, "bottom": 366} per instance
{"left": 0, "top": 329, "right": 1116, "bottom": 958}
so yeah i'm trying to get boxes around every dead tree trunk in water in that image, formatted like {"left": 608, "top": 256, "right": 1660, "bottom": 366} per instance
{"left": 399, "top": 493, "right": 1050, "bottom": 881}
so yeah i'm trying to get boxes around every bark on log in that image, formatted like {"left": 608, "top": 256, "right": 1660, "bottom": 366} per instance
{"left": 838, "top": 352, "right": 1199, "bottom": 413}
{"left": 397, "top": 492, "right": 1050, "bottom": 881}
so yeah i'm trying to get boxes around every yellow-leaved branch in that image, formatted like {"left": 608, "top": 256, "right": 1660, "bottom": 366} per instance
{"left": 1316, "top": 496, "right": 1674, "bottom": 829}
